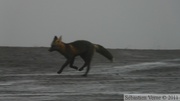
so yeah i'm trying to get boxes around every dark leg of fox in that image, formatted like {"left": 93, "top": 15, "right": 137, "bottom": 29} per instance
{"left": 57, "top": 59, "right": 70, "bottom": 74}
{"left": 79, "top": 54, "right": 88, "bottom": 71}
{"left": 81, "top": 51, "right": 94, "bottom": 76}
{"left": 79, "top": 62, "right": 87, "bottom": 71}
{"left": 82, "top": 63, "right": 91, "bottom": 77}
{"left": 69, "top": 57, "right": 78, "bottom": 70}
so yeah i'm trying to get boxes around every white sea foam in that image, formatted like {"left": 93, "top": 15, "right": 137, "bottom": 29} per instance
{"left": 113, "top": 58, "right": 180, "bottom": 73}
{"left": 0, "top": 80, "right": 36, "bottom": 86}
{"left": 2, "top": 73, "right": 57, "bottom": 77}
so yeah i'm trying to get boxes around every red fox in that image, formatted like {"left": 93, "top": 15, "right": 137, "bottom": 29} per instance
{"left": 49, "top": 36, "right": 113, "bottom": 76}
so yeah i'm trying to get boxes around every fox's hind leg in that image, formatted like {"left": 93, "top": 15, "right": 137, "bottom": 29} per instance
{"left": 80, "top": 51, "right": 94, "bottom": 76}
{"left": 82, "top": 63, "right": 91, "bottom": 77}
{"left": 79, "top": 63, "right": 87, "bottom": 71}
{"left": 82, "top": 55, "right": 92, "bottom": 76}
{"left": 79, "top": 54, "right": 88, "bottom": 71}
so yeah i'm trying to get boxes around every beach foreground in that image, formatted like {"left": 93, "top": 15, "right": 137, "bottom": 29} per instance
{"left": 0, "top": 47, "right": 180, "bottom": 101}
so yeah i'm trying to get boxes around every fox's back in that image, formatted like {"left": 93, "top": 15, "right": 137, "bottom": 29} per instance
{"left": 70, "top": 40, "right": 94, "bottom": 53}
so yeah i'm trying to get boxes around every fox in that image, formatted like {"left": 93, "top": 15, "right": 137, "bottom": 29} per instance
{"left": 49, "top": 36, "right": 113, "bottom": 76}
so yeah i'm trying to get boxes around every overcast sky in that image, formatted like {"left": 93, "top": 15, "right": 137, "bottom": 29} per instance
{"left": 0, "top": 0, "right": 180, "bottom": 49}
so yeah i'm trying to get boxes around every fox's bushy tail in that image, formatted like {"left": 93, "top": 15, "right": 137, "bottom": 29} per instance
{"left": 94, "top": 44, "right": 113, "bottom": 62}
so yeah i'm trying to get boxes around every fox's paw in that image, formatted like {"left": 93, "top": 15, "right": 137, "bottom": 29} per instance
{"left": 70, "top": 66, "right": 79, "bottom": 70}
{"left": 57, "top": 71, "right": 62, "bottom": 74}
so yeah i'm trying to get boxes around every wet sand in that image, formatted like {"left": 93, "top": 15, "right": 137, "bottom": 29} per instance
{"left": 0, "top": 47, "right": 180, "bottom": 101}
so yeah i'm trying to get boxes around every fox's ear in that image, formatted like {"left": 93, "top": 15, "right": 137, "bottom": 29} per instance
{"left": 54, "top": 36, "right": 58, "bottom": 40}
{"left": 59, "top": 35, "right": 62, "bottom": 41}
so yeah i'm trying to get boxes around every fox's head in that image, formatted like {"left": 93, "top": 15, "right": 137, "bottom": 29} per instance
{"left": 49, "top": 36, "right": 64, "bottom": 52}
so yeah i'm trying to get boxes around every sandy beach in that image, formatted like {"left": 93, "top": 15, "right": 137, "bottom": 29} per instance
{"left": 0, "top": 47, "right": 180, "bottom": 101}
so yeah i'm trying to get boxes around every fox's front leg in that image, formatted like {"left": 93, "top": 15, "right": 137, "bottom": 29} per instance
{"left": 69, "top": 58, "right": 79, "bottom": 70}
{"left": 57, "top": 60, "right": 70, "bottom": 74}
